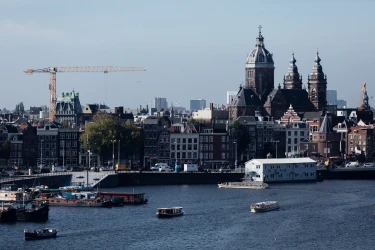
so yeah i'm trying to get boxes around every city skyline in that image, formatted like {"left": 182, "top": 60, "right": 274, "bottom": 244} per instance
{"left": 0, "top": 1, "right": 374, "bottom": 110}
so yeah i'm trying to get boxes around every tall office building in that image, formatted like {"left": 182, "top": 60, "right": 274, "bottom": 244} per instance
{"left": 327, "top": 90, "right": 338, "bottom": 105}
{"left": 227, "top": 91, "right": 237, "bottom": 105}
{"left": 154, "top": 97, "right": 168, "bottom": 111}
{"left": 190, "top": 99, "right": 206, "bottom": 111}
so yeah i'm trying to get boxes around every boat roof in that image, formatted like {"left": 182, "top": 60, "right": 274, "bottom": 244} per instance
{"left": 157, "top": 207, "right": 183, "bottom": 209}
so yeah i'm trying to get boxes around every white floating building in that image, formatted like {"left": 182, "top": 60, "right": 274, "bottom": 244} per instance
{"left": 245, "top": 158, "right": 317, "bottom": 183}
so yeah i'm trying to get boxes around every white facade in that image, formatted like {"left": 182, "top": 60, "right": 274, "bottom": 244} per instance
{"left": 170, "top": 132, "right": 199, "bottom": 165}
{"left": 226, "top": 91, "right": 237, "bottom": 105}
{"left": 245, "top": 158, "right": 316, "bottom": 182}
{"left": 286, "top": 122, "right": 309, "bottom": 157}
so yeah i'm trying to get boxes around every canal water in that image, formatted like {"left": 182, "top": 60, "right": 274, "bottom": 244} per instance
{"left": 1, "top": 180, "right": 375, "bottom": 250}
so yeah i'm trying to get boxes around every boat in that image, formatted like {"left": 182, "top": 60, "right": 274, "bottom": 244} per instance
{"left": 24, "top": 228, "right": 57, "bottom": 240}
{"left": 156, "top": 207, "right": 184, "bottom": 218}
{"left": 0, "top": 184, "right": 32, "bottom": 204}
{"left": 40, "top": 192, "right": 112, "bottom": 207}
{"left": 250, "top": 201, "right": 280, "bottom": 213}
{"left": 218, "top": 180, "right": 268, "bottom": 189}
{"left": 98, "top": 191, "right": 148, "bottom": 205}
{"left": 13, "top": 201, "right": 49, "bottom": 222}
{"left": 0, "top": 204, "right": 17, "bottom": 222}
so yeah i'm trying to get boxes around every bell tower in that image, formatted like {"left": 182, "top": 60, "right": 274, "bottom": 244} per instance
{"left": 245, "top": 25, "right": 275, "bottom": 101}
{"left": 308, "top": 51, "right": 327, "bottom": 110}
{"left": 283, "top": 52, "right": 303, "bottom": 89}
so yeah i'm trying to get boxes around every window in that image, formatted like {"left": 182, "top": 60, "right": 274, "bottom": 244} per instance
{"left": 72, "top": 150, "right": 77, "bottom": 156}
{"left": 209, "top": 136, "right": 213, "bottom": 142}
{"left": 177, "top": 138, "right": 181, "bottom": 143}
{"left": 300, "top": 131, "right": 304, "bottom": 137}
{"left": 209, "top": 153, "right": 213, "bottom": 159}
{"left": 221, "top": 145, "right": 226, "bottom": 151}
{"left": 193, "top": 152, "right": 197, "bottom": 158}
{"left": 188, "top": 144, "right": 192, "bottom": 150}
{"left": 60, "top": 133, "right": 65, "bottom": 139}
{"left": 312, "top": 145, "right": 315, "bottom": 150}
{"left": 199, "top": 137, "right": 203, "bottom": 143}
{"left": 287, "top": 138, "right": 291, "bottom": 144}
{"left": 183, "top": 138, "right": 186, "bottom": 143}
{"left": 294, "top": 131, "right": 298, "bottom": 136}
{"left": 194, "top": 138, "right": 197, "bottom": 143}
{"left": 72, "top": 133, "right": 77, "bottom": 139}
{"left": 193, "top": 145, "right": 197, "bottom": 150}
{"left": 209, "top": 144, "right": 213, "bottom": 151}
{"left": 204, "top": 144, "right": 208, "bottom": 150}
{"left": 200, "top": 145, "right": 203, "bottom": 151}
{"left": 182, "top": 145, "right": 186, "bottom": 150}
{"left": 182, "top": 152, "right": 186, "bottom": 158}
{"left": 221, "top": 153, "right": 226, "bottom": 159}
{"left": 171, "top": 138, "right": 175, "bottom": 143}
{"left": 204, "top": 136, "right": 208, "bottom": 142}
{"left": 221, "top": 136, "right": 226, "bottom": 142}
{"left": 294, "top": 138, "right": 297, "bottom": 144}
{"left": 72, "top": 141, "right": 77, "bottom": 148}
{"left": 66, "top": 133, "right": 71, "bottom": 139}
{"left": 288, "top": 131, "right": 291, "bottom": 136}
{"left": 171, "top": 145, "right": 175, "bottom": 150}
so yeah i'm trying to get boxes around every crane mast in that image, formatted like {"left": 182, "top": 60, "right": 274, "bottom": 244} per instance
{"left": 24, "top": 66, "right": 146, "bottom": 121}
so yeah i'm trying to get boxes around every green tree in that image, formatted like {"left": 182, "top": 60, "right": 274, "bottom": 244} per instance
{"left": 233, "top": 120, "right": 251, "bottom": 159}
{"left": 15, "top": 104, "right": 19, "bottom": 114}
{"left": 80, "top": 114, "right": 144, "bottom": 163}
{"left": 0, "top": 139, "right": 11, "bottom": 160}
{"left": 187, "top": 118, "right": 195, "bottom": 125}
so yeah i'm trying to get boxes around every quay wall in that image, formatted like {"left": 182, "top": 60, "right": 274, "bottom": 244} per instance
{"left": 317, "top": 168, "right": 375, "bottom": 180}
{"left": 1, "top": 175, "right": 72, "bottom": 189}
{"left": 116, "top": 172, "right": 244, "bottom": 186}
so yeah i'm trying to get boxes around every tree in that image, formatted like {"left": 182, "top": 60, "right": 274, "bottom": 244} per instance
{"left": 187, "top": 118, "right": 195, "bottom": 125}
{"left": 233, "top": 120, "right": 251, "bottom": 160}
{"left": 15, "top": 104, "right": 19, "bottom": 114}
{"left": 80, "top": 114, "right": 144, "bottom": 163}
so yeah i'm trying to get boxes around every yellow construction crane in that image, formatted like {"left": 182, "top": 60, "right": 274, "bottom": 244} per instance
{"left": 24, "top": 66, "right": 146, "bottom": 121}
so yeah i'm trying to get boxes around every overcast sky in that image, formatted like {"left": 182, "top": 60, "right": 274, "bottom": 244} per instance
{"left": 0, "top": 0, "right": 374, "bottom": 111}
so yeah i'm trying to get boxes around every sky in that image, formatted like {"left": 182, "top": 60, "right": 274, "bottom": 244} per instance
{"left": 0, "top": 0, "right": 374, "bottom": 111}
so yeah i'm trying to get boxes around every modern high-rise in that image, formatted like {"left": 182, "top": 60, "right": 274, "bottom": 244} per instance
{"left": 190, "top": 99, "right": 206, "bottom": 111}
{"left": 154, "top": 98, "right": 168, "bottom": 111}
{"left": 327, "top": 90, "right": 338, "bottom": 105}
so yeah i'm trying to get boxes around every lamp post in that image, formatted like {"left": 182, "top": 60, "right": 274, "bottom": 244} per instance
{"left": 118, "top": 140, "right": 120, "bottom": 169}
{"left": 233, "top": 141, "right": 237, "bottom": 170}
{"left": 275, "top": 140, "right": 280, "bottom": 158}
{"left": 87, "top": 150, "right": 92, "bottom": 189}
{"left": 62, "top": 140, "right": 65, "bottom": 169}
{"left": 41, "top": 140, "right": 44, "bottom": 168}
{"left": 111, "top": 139, "right": 116, "bottom": 170}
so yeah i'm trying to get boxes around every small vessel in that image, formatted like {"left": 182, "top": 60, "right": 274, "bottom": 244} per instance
{"left": 218, "top": 181, "right": 268, "bottom": 189}
{"left": 98, "top": 192, "right": 148, "bottom": 205}
{"left": 156, "top": 207, "right": 184, "bottom": 218}
{"left": 41, "top": 192, "right": 112, "bottom": 207}
{"left": 24, "top": 228, "right": 57, "bottom": 240}
{"left": 13, "top": 201, "right": 50, "bottom": 222}
{"left": 250, "top": 201, "right": 280, "bottom": 213}
{"left": 0, "top": 204, "right": 17, "bottom": 222}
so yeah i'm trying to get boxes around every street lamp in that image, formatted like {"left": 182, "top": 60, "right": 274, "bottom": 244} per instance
{"left": 111, "top": 139, "right": 116, "bottom": 170}
{"left": 275, "top": 140, "right": 280, "bottom": 159}
{"left": 62, "top": 140, "right": 65, "bottom": 168}
{"left": 87, "top": 150, "right": 92, "bottom": 189}
{"left": 233, "top": 141, "right": 237, "bottom": 170}
{"left": 118, "top": 140, "right": 120, "bottom": 169}
{"left": 41, "top": 140, "right": 44, "bottom": 168}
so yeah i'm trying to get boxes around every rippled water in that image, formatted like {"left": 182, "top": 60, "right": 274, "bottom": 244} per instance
{"left": 1, "top": 180, "right": 375, "bottom": 250}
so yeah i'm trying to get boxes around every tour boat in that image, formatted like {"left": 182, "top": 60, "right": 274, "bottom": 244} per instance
{"left": 24, "top": 228, "right": 57, "bottom": 240}
{"left": 98, "top": 191, "right": 148, "bottom": 205}
{"left": 156, "top": 207, "right": 184, "bottom": 218}
{"left": 218, "top": 181, "right": 269, "bottom": 189}
{"left": 250, "top": 201, "right": 280, "bottom": 213}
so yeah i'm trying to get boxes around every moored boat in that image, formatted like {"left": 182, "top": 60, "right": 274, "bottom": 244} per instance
{"left": 24, "top": 228, "right": 57, "bottom": 240}
{"left": 42, "top": 192, "right": 112, "bottom": 207}
{"left": 0, "top": 206, "right": 17, "bottom": 222}
{"left": 250, "top": 201, "right": 279, "bottom": 213}
{"left": 13, "top": 201, "right": 49, "bottom": 222}
{"left": 98, "top": 192, "right": 148, "bottom": 205}
{"left": 218, "top": 181, "right": 268, "bottom": 189}
{"left": 156, "top": 207, "right": 184, "bottom": 218}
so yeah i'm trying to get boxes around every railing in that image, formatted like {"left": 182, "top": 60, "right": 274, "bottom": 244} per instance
{"left": 0, "top": 172, "right": 72, "bottom": 184}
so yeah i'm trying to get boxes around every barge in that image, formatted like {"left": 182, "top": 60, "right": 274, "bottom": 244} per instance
{"left": 98, "top": 192, "right": 148, "bottom": 205}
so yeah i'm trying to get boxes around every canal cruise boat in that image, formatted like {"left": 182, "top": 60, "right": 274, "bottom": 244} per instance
{"left": 156, "top": 207, "right": 184, "bottom": 218}
{"left": 24, "top": 228, "right": 57, "bottom": 240}
{"left": 250, "top": 201, "right": 280, "bottom": 213}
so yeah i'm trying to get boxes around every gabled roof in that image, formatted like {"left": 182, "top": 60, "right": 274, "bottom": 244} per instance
{"left": 231, "top": 87, "right": 262, "bottom": 107}
{"left": 265, "top": 89, "right": 316, "bottom": 112}
{"left": 319, "top": 114, "right": 333, "bottom": 133}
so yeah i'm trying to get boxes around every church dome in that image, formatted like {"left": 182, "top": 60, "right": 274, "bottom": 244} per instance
{"left": 246, "top": 27, "right": 274, "bottom": 65}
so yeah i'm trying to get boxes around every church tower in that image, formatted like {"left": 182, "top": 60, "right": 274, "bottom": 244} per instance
{"left": 308, "top": 51, "right": 327, "bottom": 110}
{"left": 245, "top": 26, "right": 275, "bottom": 101}
{"left": 283, "top": 52, "right": 303, "bottom": 89}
